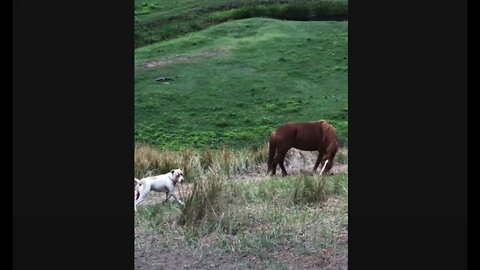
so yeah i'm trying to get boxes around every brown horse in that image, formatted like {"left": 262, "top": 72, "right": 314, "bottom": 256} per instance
{"left": 267, "top": 120, "right": 340, "bottom": 176}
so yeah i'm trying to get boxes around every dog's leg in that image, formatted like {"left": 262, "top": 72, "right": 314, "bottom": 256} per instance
{"left": 134, "top": 189, "right": 150, "bottom": 211}
{"left": 164, "top": 191, "right": 172, "bottom": 203}
{"left": 172, "top": 190, "right": 185, "bottom": 205}
{"left": 134, "top": 190, "right": 139, "bottom": 212}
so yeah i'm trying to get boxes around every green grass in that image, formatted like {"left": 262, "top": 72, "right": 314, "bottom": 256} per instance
{"left": 135, "top": 0, "right": 347, "bottom": 47}
{"left": 135, "top": 18, "right": 348, "bottom": 150}
{"left": 135, "top": 1, "right": 348, "bottom": 267}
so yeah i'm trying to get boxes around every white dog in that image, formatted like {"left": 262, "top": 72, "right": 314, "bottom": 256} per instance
{"left": 134, "top": 169, "right": 185, "bottom": 212}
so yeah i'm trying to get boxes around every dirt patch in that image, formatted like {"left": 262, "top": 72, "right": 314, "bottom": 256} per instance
{"left": 139, "top": 48, "right": 228, "bottom": 68}
{"left": 236, "top": 148, "right": 348, "bottom": 180}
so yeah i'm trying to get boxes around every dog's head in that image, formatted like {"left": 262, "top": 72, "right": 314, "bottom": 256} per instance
{"left": 170, "top": 169, "right": 184, "bottom": 183}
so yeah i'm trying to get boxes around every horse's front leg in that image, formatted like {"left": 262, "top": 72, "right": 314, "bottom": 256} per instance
{"left": 320, "top": 154, "right": 334, "bottom": 174}
{"left": 313, "top": 151, "right": 324, "bottom": 171}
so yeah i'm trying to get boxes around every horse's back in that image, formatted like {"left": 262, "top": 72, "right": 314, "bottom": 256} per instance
{"left": 274, "top": 122, "right": 322, "bottom": 151}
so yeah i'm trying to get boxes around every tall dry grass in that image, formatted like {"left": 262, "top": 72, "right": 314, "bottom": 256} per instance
{"left": 178, "top": 167, "right": 228, "bottom": 226}
{"left": 134, "top": 143, "right": 269, "bottom": 180}
{"left": 292, "top": 173, "right": 335, "bottom": 205}
{"left": 135, "top": 143, "right": 347, "bottom": 227}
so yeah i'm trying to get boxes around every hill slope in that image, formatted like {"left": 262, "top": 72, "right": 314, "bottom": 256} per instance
{"left": 134, "top": 0, "right": 348, "bottom": 47}
{"left": 135, "top": 18, "right": 348, "bottom": 150}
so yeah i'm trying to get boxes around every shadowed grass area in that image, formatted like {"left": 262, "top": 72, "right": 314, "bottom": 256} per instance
{"left": 135, "top": 0, "right": 347, "bottom": 47}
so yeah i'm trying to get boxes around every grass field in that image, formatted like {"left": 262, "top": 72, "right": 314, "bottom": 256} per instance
{"left": 135, "top": 1, "right": 348, "bottom": 268}
{"left": 135, "top": 18, "right": 347, "bottom": 150}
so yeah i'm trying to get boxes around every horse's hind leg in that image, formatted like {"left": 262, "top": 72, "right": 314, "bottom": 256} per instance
{"left": 271, "top": 157, "right": 285, "bottom": 176}
{"left": 270, "top": 163, "right": 277, "bottom": 176}
{"left": 277, "top": 150, "right": 289, "bottom": 176}
{"left": 279, "top": 159, "right": 288, "bottom": 176}
{"left": 270, "top": 156, "right": 278, "bottom": 175}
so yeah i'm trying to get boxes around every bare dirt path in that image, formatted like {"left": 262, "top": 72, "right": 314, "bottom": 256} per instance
{"left": 137, "top": 48, "right": 228, "bottom": 68}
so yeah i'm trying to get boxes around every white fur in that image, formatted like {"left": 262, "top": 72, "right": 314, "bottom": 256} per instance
{"left": 134, "top": 169, "right": 185, "bottom": 212}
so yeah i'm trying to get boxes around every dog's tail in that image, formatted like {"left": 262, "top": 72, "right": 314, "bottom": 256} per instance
{"left": 267, "top": 131, "right": 276, "bottom": 173}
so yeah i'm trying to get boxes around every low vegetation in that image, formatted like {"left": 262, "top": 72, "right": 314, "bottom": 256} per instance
{"left": 135, "top": 144, "right": 348, "bottom": 269}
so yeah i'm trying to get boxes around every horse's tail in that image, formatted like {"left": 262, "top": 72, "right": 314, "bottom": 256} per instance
{"left": 267, "top": 131, "right": 276, "bottom": 172}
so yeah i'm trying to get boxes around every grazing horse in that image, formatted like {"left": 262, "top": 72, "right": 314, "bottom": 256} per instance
{"left": 267, "top": 120, "right": 340, "bottom": 176}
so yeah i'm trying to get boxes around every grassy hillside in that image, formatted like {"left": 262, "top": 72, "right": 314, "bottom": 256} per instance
{"left": 135, "top": 0, "right": 348, "bottom": 47}
{"left": 135, "top": 2, "right": 348, "bottom": 267}
{"left": 135, "top": 18, "right": 348, "bottom": 150}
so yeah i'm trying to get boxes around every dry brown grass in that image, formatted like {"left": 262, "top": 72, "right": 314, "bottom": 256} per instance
{"left": 135, "top": 144, "right": 348, "bottom": 269}
{"left": 134, "top": 143, "right": 270, "bottom": 180}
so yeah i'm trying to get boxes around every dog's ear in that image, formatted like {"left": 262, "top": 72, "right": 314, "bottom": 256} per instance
{"left": 171, "top": 170, "right": 175, "bottom": 175}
